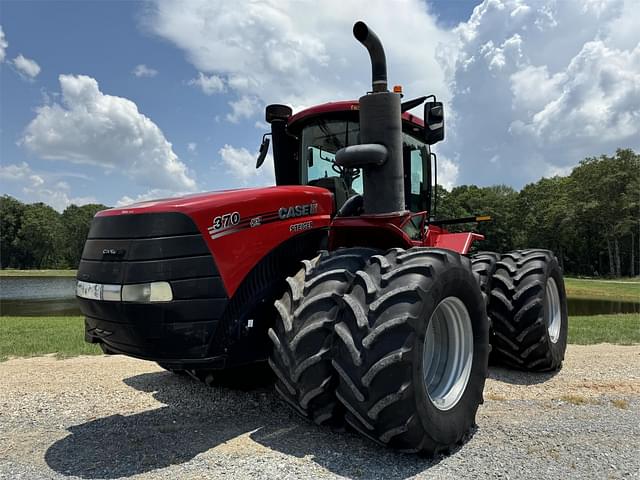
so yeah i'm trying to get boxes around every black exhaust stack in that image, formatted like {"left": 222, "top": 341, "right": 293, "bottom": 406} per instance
{"left": 336, "top": 22, "right": 405, "bottom": 215}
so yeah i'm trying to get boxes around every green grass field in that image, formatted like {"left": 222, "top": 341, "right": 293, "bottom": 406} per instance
{"left": 0, "top": 269, "right": 77, "bottom": 277}
{"left": 1, "top": 312, "right": 638, "bottom": 361}
{"left": 564, "top": 277, "right": 639, "bottom": 302}
{"left": 568, "top": 313, "right": 640, "bottom": 345}
{"left": 0, "top": 316, "right": 100, "bottom": 361}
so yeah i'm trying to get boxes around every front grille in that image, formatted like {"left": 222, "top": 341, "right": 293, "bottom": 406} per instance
{"left": 78, "top": 212, "right": 228, "bottom": 360}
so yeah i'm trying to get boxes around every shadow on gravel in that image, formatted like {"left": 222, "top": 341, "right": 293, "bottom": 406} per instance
{"left": 44, "top": 371, "right": 444, "bottom": 479}
{"left": 488, "top": 366, "right": 560, "bottom": 385}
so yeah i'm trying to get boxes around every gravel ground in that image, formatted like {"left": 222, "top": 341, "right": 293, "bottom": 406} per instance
{"left": 0, "top": 344, "right": 638, "bottom": 480}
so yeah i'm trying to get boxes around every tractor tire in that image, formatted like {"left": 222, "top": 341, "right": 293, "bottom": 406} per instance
{"left": 332, "top": 248, "right": 489, "bottom": 455}
{"left": 471, "top": 251, "right": 500, "bottom": 306}
{"left": 268, "top": 248, "right": 377, "bottom": 425}
{"left": 488, "top": 249, "right": 568, "bottom": 371}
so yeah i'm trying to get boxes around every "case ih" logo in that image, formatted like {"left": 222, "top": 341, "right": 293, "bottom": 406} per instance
{"left": 278, "top": 202, "right": 318, "bottom": 219}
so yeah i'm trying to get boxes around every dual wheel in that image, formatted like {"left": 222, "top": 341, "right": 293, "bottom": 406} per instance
{"left": 269, "top": 247, "right": 569, "bottom": 455}
{"left": 268, "top": 247, "right": 489, "bottom": 455}
{"left": 471, "top": 249, "right": 568, "bottom": 371}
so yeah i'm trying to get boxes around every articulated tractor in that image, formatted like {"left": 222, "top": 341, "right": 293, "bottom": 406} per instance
{"left": 77, "top": 22, "right": 568, "bottom": 455}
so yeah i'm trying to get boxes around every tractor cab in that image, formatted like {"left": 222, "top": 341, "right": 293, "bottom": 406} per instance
{"left": 257, "top": 99, "right": 442, "bottom": 216}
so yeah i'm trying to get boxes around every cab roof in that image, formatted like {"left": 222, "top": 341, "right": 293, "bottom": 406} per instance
{"left": 288, "top": 100, "right": 425, "bottom": 129}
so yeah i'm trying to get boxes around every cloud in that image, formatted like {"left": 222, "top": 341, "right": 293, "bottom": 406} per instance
{"left": 0, "top": 162, "right": 96, "bottom": 211}
{"left": 132, "top": 64, "right": 158, "bottom": 77}
{"left": 218, "top": 144, "right": 275, "bottom": 186}
{"left": 143, "top": 0, "right": 453, "bottom": 114}
{"left": 0, "top": 25, "right": 7, "bottom": 62}
{"left": 22, "top": 74, "right": 197, "bottom": 192}
{"left": 187, "top": 142, "right": 197, "bottom": 152}
{"left": 188, "top": 72, "right": 224, "bottom": 95}
{"left": 439, "top": 0, "right": 640, "bottom": 187}
{"left": 226, "top": 95, "right": 260, "bottom": 123}
{"left": 12, "top": 54, "right": 41, "bottom": 79}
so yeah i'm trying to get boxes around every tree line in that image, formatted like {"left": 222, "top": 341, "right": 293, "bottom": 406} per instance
{"left": 439, "top": 149, "right": 639, "bottom": 277}
{"left": 1, "top": 149, "right": 638, "bottom": 277}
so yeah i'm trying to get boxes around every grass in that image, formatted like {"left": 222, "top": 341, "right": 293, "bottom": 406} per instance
{"left": 0, "top": 269, "right": 77, "bottom": 277}
{"left": 564, "top": 277, "right": 640, "bottom": 302}
{"left": 611, "top": 399, "right": 629, "bottom": 409}
{"left": 568, "top": 313, "right": 640, "bottom": 345}
{"left": 0, "top": 313, "right": 637, "bottom": 362}
{"left": 0, "top": 316, "right": 100, "bottom": 361}
{"left": 559, "top": 394, "right": 600, "bottom": 406}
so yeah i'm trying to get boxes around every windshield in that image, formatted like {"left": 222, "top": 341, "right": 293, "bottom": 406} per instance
{"left": 301, "top": 118, "right": 363, "bottom": 193}
{"left": 300, "top": 118, "right": 431, "bottom": 212}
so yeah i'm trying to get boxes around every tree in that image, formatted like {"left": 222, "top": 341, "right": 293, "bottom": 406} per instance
{"left": 61, "top": 203, "right": 108, "bottom": 267}
{"left": 0, "top": 196, "right": 26, "bottom": 268}
{"left": 14, "top": 203, "right": 65, "bottom": 268}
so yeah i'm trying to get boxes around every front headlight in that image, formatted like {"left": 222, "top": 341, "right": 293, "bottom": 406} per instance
{"left": 76, "top": 280, "right": 173, "bottom": 302}
{"left": 122, "top": 282, "right": 173, "bottom": 302}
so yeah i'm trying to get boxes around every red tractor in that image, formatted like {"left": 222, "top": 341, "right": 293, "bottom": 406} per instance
{"left": 77, "top": 22, "right": 568, "bottom": 456}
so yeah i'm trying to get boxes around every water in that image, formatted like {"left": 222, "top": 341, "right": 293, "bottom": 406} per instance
{"left": 0, "top": 277, "right": 80, "bottom": 316}
{"left": 0, "top": 276, "right": 638, "bottom": 317}
{"left": 567, "top": 297, "right": 639, "bottom": 316}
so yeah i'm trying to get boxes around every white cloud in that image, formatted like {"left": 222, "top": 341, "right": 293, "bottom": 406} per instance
{"left": 187, "top": 142, "right": 197, "bottom": 152}
{"left": 0, "top": 25, "right": 7, "bottom": 62}
{"left": 143, "top": 0, "right": 453, "bottom": 117}
{"left": 0, "top": 162, "right": 96, "bottom": 211}
{"left": 13, "top": 54, "right": 41, "bottom": 79}
{"left": 188, "top": 72, "right": 224, "bottom": 95}
{"left": 132, "top": 64, "right": 158, "bottom": 77}
{"left": 226, "top": 95, "right": 260, "bottom": 123}
{"left": 439, "top": 0, "right": 640, "bottom": 187}
{"left": 218, "top": 144, "right": 275, "bottom": 186}
{"left": 22, "top": 74, "right": 197, "bottom": 192}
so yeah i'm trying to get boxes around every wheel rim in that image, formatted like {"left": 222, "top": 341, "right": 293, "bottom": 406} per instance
{"left": 422, "top": 296, "right": 474, "bottom": 411}
{"left": 545, "top": 277, "right": 562, "bottom": 343}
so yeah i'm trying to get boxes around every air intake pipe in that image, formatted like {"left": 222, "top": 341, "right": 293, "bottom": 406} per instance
{"left": 335, "top": 22, "right": 405, "bottom": 215}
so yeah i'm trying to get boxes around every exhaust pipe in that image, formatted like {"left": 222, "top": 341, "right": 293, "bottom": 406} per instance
{"left": 353, "top": 21, "right": 387, "bottom": 93}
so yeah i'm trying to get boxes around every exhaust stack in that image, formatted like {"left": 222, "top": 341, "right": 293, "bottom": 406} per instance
{"left": 336, "top": 21, "right": 405, "bottom": 215}
{"left": 353, "top": 21, "right": 387, "bottom": 93}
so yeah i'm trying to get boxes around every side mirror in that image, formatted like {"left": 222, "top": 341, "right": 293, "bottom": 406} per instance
{"left": 424, "top": 101, "right": 444, "bottom": 145}
{"left": 255, "top": 135, "right": 270, "bottom": 169}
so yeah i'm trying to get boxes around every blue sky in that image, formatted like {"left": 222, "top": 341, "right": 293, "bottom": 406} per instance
{"left": 1, "top": 0, "right": 638, "bottom": 210}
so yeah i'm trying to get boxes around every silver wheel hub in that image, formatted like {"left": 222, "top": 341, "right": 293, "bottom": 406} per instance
{"left": 422, "top": 296, "right": 474, "bottom": 411}
{"left": 545, "top": 277, "right": 562, "bottom": 343}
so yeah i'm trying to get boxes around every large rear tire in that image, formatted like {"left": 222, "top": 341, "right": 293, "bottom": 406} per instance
{"left": 332, "top": 248, "right": 489, "bottom": 455}
{"left": 471, "top": 251, "right": 500, "bottom": 306}
{"left": 489, "top": 249, "right": 568, "bottom": 371}
{"left": 268, "top": 248, "right": 377, "bottom": 425}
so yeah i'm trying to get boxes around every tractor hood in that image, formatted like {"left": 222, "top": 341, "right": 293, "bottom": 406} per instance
{"left": 97, "top": 185, "right": 333, "bottom": 218}
{"left": 91, "top": 185, "right": 334, "bottom": 296}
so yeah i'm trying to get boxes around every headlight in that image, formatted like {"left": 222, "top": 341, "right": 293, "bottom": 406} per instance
{"left": 76, "top": 280, "right": 173, "bottom": 302}
{"left": 122, "top": 282, "right": 173, "bottom": 302}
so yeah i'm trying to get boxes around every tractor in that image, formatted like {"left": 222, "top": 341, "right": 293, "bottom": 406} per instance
{"left": 77, "top": 22, "right": 568, "bottom": 456}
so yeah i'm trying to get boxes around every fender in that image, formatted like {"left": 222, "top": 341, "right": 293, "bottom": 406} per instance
{"left": 97, "top": 185, "right": 334, "bottom": 296}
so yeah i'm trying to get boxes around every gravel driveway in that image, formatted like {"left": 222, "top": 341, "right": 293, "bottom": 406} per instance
{"left": 1, "top": 344, "right": 638, "bottom": 479}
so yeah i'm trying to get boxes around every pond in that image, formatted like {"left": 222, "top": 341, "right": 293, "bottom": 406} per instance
{"left": 0, "top": 277, "right": 80, "bottom": 316}
{"left": 0, "top": 276, "right": 638, "bottom": 317}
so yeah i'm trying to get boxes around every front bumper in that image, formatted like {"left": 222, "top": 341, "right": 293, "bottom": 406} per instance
{"left": 78, "top": 212, "right": 229, "bottom": 366}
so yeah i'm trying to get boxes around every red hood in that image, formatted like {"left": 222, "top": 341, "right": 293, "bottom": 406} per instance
{"left": 96, "top": 186, "right": 333, "bottom": 217}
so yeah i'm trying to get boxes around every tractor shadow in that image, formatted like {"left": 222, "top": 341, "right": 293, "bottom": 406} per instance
{"left": 487, "top": 365, "right": 560, "bottom": 385}
{"left": 44, "top": 371, "right": 444, "bottom": 479}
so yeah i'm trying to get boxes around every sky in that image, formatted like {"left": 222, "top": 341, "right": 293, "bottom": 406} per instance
{"left": 0, "top": 0, "right": 638, "bottom": 211}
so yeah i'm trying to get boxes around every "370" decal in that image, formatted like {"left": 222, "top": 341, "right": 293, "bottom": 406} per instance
{"left": 212, "top": 212, "right": 240, "bottom": 231}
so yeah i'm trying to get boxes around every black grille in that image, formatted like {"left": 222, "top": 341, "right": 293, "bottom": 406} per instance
{"left": 79, "top": 212, "right": 228, "bottom": 361}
